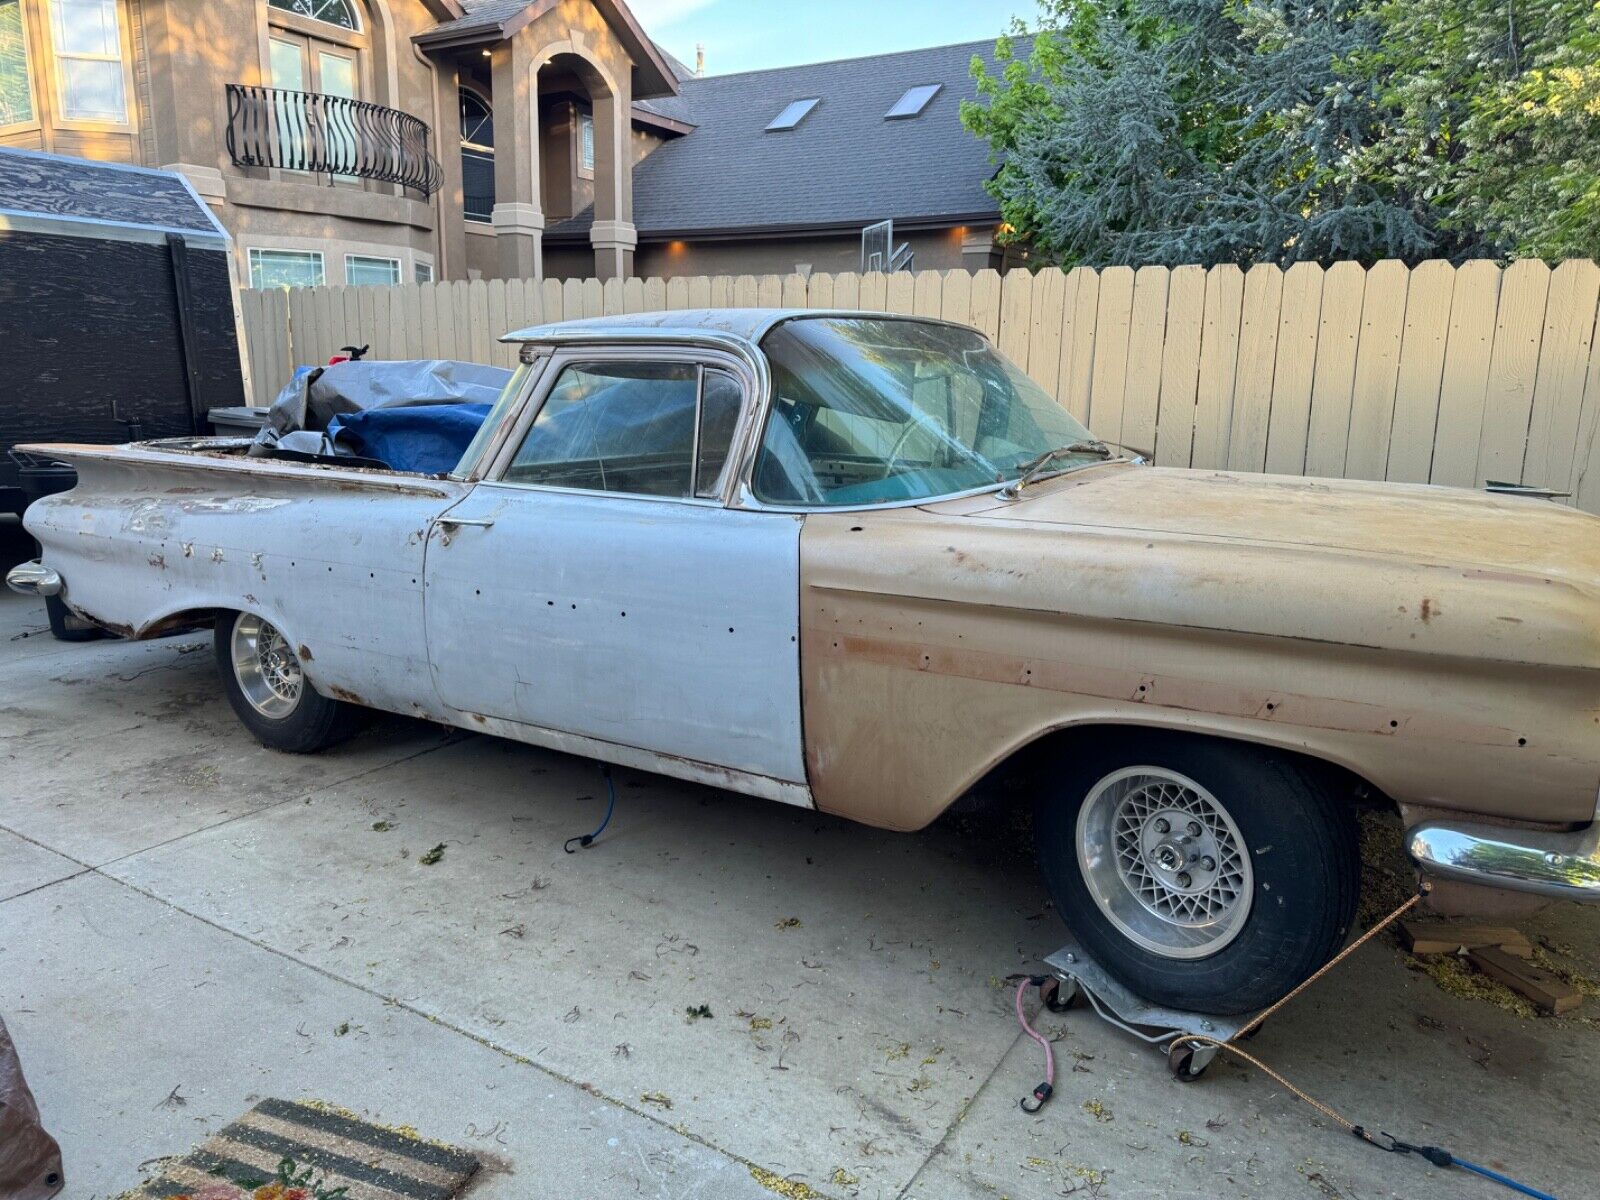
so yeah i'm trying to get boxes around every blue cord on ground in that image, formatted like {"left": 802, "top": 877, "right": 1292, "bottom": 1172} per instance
{"left": 564, "top": 763, "right": 616, "bottom": 853}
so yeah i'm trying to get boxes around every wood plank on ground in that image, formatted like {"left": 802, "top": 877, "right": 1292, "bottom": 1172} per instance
{"left": 1468, "top": 947, "right": 1583, "bottom": 1014}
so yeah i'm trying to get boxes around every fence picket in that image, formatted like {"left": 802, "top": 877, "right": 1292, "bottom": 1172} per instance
{"left": 1523, "top": 259, "right": 1600, "bottom": 492}
{"left": 1191, "top": 265, "right": 1244, "bottom": 470}
{"left": 1264, "top": 262, "right": 1324, "bottom": 476}
{"left": 1344, "top": 260, "right": 1410, "bottom": 480}
{"left": 1385, "top": 260, "right": 1454, "bottom": 483}
{"left": 1059, "top": 267, "right": 1099, "bottom": 421}
{"left": 1227, "top": 264, "right": 1282, "bottom": 472}
{"left": 998, "top": 268, "right": 1034, "bottom": 366}
{"left": 1476, "top": 259, "right": 1551, "bottom": 486}
{"left": 1430, "top": 261, "right": 1500, "bottom": 487}
{"left": 1121, "top": 266, "right": 1169, "bottom": 453}
{"left": 1026, "top": 267, "right": 1067, "bottom": 396}
{"left": 1304, "top": 261, "right": 1365, "bottom": 479}
{"left": 1153, "top": 265, "right": 1205, "bottom": 466}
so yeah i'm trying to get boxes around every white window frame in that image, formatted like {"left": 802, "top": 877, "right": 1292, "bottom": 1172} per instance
{"left": 46, "top": 0, "right": 132, "bottom": 128}
{"left": 248, "top": 247, "right": 326, "bottom": 290}
{"left": 414, "top": 260, "right": 434, "bottom": 284}
{"left": 577, "top": 108, "right": 594, "bottom": 175}
{"left": 0, "top": 0, "right": 39, "bottom": 132}
{"left": 345, "top": 252, "right": 401, "bottom": 286}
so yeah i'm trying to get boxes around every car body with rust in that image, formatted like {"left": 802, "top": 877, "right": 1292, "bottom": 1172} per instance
{"left": 11, "top": 309, "right": 1600, "bottom": 1014}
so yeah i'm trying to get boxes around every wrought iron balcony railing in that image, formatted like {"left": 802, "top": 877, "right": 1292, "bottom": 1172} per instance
{"left": 225, "top": 84, "right": 443, "bottom": 197}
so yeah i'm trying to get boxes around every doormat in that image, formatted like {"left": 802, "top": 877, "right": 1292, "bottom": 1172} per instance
{"left": 127, "top": 1098, "right": 479, "bottom": 1200}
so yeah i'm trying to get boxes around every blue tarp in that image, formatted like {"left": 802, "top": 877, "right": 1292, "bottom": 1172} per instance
{"left": 327, "top": 403, "right": 492, "bottom": 475}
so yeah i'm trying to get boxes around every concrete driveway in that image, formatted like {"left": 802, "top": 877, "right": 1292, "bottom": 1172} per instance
{"left": 2, "top": 517, "right": 1597, "bottom": 1200}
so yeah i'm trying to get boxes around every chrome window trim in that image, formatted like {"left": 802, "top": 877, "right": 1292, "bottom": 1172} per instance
{"left": 480, "top": 342, "right": 762, "bottom": 508}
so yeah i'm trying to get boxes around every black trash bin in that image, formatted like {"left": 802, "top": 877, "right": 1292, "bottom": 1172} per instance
{"left": 14, "top": 455, "right": 101, "bottom": 642}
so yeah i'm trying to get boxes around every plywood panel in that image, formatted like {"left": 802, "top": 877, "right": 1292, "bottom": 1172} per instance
{"left": 1476, "top": 259, "right": 1550, "bottom": 486}
{"left": 1384, "top": 259, "right": 1454, "bottom": 483}
{"left": 1228, "top": 264, "right": 1283, "bottom": 472}
{"left": 1264, "top": 262, "right": 1324, "bottom": 475}
{"left": 1304, "top": 261, "right": 1365, "bottom": 479}
{"left": 1191, "top": 264, "right": 1244, "bottom": 470}
{"left": 1121, "top": 265, "right": 1169, "bottom": 453}
{"left": 1522, "top": 259, "right": 1600, "bottom": 493}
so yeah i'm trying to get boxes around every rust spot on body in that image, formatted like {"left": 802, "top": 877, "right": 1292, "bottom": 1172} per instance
{"left": 1420, "top": 598, "right": 1437, "bottom": 623}
{"left": 297, "top": 644, "right": 314, "bottom": 661}
{"left": 327, "top": 685, "right": 365, "bottom": 705}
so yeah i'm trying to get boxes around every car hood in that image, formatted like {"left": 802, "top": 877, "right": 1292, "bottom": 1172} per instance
{"left": 897, "top": 464, "right": 1600, "bottom": 671}
{"left": 944, "top": 464, "right": 1600, "bottom": 583}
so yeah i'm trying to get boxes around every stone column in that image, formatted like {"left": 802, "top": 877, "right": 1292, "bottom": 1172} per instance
{"left": 490, "top": 39, "right": 543, "bottom": 281}
{"left": 587, "top": 84, "right": 634, "bottom": 279}
{"left": 429, "top": 56, "right": 468, "bottom": 281}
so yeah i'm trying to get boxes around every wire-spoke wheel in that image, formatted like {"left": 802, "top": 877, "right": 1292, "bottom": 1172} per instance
{"left": 1077, "top": 766, "right": 1254, "bottom": 960}
{"left": 231, "top": 613, "right": 303, "bottom": 719}
{"left": 215, "top": 611, "right": 361, "bottom": 753}
{"left": 1034, "top": 732, "right": 1360, "bottom": 1014}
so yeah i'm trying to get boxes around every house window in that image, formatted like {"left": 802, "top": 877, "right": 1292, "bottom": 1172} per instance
{"left": 267, "top": 0, "right": 359, "bottom": 30}
{"left": 414, "top": 260, "right": 433, "bottom": 284}
{"left": 346, "top": 253, "right": 400, "bottom": 286}
{"left": 249, "top": 248, "right": 325, "bottom": 290}
{"left": 578, "top": 109, "right": 594, "bottom": 171}
{"left": 0, "top": 1, "right": 34, "bottom": 128}
{"left": 460, "top": 86, "right": 494, "bottom": 221}
{"left": 49, "top": 0, "right": 127, "bottom": 123}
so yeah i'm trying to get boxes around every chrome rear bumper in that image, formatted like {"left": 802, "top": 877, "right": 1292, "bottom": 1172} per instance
{"left": 5, "top": 561, "right": 62, "bottom": 597}
{"left": 1408, "top": 813, "right": 1600, "bottom": 902}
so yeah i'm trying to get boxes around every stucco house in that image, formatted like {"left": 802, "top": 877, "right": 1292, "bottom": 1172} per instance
{"left": 0, "top": 0, "right": 1016, "bottom": 288}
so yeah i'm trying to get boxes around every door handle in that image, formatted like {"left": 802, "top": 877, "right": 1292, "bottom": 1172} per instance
{"left": 438, "top": 516, "right": 495, "bottom": 528}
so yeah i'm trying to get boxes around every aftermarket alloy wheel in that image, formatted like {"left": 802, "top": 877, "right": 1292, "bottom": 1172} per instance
{"left": 215, "top": 611, "right": 359, "bottom": 753}
{"left": 1035, "top": 732, "right": 1359, "bottom": 1015}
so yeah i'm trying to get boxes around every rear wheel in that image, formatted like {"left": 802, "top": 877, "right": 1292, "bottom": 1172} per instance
{"left": 1034, "top": 732, "right": 1359, "bottom": 1015}
{"left": 214, "top": 611, "right": 359, "bottom": 753}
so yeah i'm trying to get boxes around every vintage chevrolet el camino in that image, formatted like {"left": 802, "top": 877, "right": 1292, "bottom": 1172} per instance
{"left": 11, "top": 309, "right": 1600, "bottom": 1013}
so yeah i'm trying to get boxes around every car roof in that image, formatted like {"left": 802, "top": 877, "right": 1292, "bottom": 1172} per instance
{"left": 501, "top": 307, "right": 968, "bottom": 349}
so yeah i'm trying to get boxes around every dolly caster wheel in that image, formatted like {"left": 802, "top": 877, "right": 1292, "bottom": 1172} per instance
{"left": 1167, "top": 1042, "right": 1217, "bottom": 1081}
{"left": 1040, "top": 977, "right": 1078, "bottom": 1013}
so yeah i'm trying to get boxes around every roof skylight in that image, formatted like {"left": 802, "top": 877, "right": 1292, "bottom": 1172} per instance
{"left": 766, "top": 98, "right": 820, "bottom": 131}
{"left": 886, "top": 84, "right": 941, "bottom": 119}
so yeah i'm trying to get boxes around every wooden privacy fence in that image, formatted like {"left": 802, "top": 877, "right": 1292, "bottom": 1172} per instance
{"left": 239, "top": 259, "right": 1600, "bottom": 514}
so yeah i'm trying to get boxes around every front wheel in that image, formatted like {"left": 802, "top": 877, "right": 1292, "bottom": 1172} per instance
{"left": 1034, "top": 732, "right": 1359, "bottom": 1015}
{"left": 214, "top": 611, "right": 359, "bottom": 753}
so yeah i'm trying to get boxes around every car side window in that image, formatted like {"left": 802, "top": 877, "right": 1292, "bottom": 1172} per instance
{"left": 505, "top": 361, "right": 699, "bottom": 497}
{"left": 696, "top": 369, "right": 743, "bottom": 498}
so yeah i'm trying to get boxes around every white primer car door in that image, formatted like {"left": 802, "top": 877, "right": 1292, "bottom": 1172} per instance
{"left": 422, "top": 354, "right": 807, "bottom": 789}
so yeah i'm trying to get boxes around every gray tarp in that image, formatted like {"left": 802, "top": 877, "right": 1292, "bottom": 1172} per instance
{"left": 250, "top": 359, "right": 512, "bottom": 458}
{"left": 0, "top": 1016, "right": 64, "bottom": 1200}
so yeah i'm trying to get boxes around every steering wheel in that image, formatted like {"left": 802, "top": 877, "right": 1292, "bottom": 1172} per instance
{"left": 879, "top": 419, "right": 925, "bottom": 479}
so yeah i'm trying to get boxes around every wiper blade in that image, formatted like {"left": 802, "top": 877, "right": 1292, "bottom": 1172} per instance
{"left": 999, "top": 441, "right": 1114, "bottom": 498}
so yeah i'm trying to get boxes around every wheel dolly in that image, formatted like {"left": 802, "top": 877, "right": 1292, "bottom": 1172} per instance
{"left": 1032, "top": 933, "right": 1262, "bottom": 1088}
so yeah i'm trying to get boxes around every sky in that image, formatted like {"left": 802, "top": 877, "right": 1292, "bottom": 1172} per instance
{"left": 626, "top": 0, "right": 1031, "bottom": 77}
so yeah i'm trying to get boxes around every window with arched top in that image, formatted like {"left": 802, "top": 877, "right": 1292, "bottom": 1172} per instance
{"left": 268, "top": 0, "right": 360, "bottom": 30}
{"left": 460, "top": 86, "right": 494, "bottom": 221}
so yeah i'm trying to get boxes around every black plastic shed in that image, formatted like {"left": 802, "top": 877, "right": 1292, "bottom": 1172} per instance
{"left": 0, "top": 148, "right": 245, "bottom": 515}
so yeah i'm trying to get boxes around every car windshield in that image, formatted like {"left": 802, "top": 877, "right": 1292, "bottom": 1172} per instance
{"left": 751, "top": 316, "right": 1099, "bottom": 506}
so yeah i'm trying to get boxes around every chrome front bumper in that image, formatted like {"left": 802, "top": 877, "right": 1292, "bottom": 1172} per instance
{"left": 5, "top": 561, "right": 62, "bottom": 597}
{"left": 1408, "top": 810, "right": 1600, "bottom": 902}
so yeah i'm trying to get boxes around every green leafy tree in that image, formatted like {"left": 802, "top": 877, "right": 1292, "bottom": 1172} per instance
{"left": 1353, "top": 0, "right": 1600, "bottom": 260}
{"left": 964, "top": 1, "right": 1444, "bottom": 268}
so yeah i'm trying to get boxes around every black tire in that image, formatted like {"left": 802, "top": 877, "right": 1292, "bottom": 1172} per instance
{"left": 214, "top": 611, "right": 360, "bottom": 753}
{"left": 1034, "top": 731, "right": 1359, "bottom": 1015}
{"left": 45, "top": 593, "right": 108, "bottom": 642}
